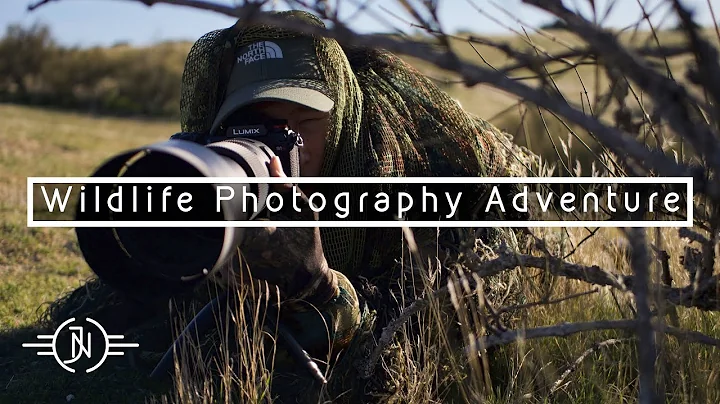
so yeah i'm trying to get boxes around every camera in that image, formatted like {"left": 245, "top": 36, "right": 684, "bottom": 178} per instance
{"left": 74, "top": 119, "right": 304, "bottom": 300}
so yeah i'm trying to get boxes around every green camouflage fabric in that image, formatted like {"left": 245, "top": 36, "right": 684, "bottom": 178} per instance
{"left": 43, "top": 9, "right": 538, "bottom": 404}
{"left": 180, "top": 12, "right": 532, "bottom": 281}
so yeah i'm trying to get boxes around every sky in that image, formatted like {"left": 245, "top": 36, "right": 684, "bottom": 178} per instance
{"left": 1, "top": 0, "right": 719, "bottom": 48}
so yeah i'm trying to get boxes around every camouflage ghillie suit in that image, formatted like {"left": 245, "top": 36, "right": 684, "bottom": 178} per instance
{"left": 44, "top": 10, "right": 538, "bottom": 404}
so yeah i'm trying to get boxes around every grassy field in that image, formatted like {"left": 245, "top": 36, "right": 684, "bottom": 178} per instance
{"left": 1, "top": 27, "right": 720, "bottom": 404}
{"left": 1, "top": 105, "right": 718, "bottom": 403}
{"left": 0, "top": 105, "right": 176, "bottom": 403}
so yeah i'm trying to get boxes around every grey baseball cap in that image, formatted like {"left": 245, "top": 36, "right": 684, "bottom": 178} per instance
{"left": 210, "top": 36, "right": 334, "bottom": 134}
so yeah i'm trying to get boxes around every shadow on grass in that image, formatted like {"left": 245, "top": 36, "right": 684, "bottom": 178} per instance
{"left": 0, "top": 325, "right": 174, "bottom": 404}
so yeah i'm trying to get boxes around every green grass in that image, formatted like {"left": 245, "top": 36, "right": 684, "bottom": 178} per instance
{"left": 0, "top": 104, "right": 177, "bottom": 403}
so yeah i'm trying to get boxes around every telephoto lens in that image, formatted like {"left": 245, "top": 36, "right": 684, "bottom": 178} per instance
{"left": 74, "top": 136, "right": 278, "bottom": 301}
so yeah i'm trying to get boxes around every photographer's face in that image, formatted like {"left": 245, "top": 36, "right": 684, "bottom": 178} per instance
{"left": 248, "top": 101, "right": 330, "bottom": 177}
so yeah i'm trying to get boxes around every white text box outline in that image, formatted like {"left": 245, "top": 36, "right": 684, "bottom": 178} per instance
{"left": 27, "top": 176, "right": 694, "bottom": 228}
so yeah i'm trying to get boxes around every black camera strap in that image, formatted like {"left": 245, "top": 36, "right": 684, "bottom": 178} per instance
{"left": 284, "top": 134, "right": 302, "bottom": 178}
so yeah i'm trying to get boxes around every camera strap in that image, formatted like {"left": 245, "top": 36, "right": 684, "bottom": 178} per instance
{"left": 284, "top": 137, "right": 302, "bottom": 178}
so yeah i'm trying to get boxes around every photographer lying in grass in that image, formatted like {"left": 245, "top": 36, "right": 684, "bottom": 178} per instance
{"left": 46, "top": 10, "right": 536, "bottom": 403}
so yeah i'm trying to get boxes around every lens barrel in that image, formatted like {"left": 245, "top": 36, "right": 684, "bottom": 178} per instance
{"left": 75, "top": 138, "right": 276, "bottom": 300}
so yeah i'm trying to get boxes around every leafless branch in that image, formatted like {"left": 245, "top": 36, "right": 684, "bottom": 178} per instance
{"left": 549, "top": 338, "right": 633, "bottom": 395}
{"left": 494, "top": 288, "right": 599, "bottom": 317}
{"left": 361, "top": 245, "right": 719, "bottom": 378}
{"left": 626, "top": 228, "right": 657, "bottom": 403}
{"left": 679, "top": 228, "right": 710, "bottom": 246}
{"left": 672, "top": 0, "right": 720, "bottom": 118}
{"left": 28, "top": 0, "right": 714, "bottom": 200}
{"left": 469, "top": 319, "right": 720, "bottom": 351}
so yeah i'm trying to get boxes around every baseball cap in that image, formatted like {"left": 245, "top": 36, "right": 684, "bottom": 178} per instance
{"left": 210, "top": 36, "right": 334, "bottom": 134}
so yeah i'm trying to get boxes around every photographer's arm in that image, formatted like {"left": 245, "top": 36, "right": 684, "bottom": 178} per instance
{"left": 213, "top": 157, "right": 362, "bottom": 360}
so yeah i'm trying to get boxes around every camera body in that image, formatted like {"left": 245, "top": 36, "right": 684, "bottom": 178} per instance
{"left": 171, "top": 119, "right": 304, "bottom": 178}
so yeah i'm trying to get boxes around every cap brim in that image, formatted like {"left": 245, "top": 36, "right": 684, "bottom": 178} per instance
{"left": 210, "top": 80, "right": 334, "bottom": 134}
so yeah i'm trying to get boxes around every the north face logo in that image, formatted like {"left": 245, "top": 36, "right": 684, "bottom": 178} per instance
{"left": 237, "top": 41, "right": 284, "bottom": 65}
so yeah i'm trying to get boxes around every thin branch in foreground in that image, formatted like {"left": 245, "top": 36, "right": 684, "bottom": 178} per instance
{"left": 549, "top": 338, "right": 633, "bottom": 395}
{"left": 679, "top": 227, "right": 710, "bottom": 245}
{"left": 468, "top": 319, "right": 720, "bottom": 351}
{"left": 27, "top": 0, "right": 53, "bottom": 9}
{"left": 494, "top": 288, "right": 599, "bottom": 317}
{"left": 626, "top": 228, "right": 657, "bottom": 404}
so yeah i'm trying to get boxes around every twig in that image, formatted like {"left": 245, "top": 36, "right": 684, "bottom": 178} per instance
{"left": 562, "top": 227, "right": 601, "bottom": 260}
{"left": 494, "top": 288, "right": 599, "bottom": 316}
{"left": 549, "top": 338, "right": 633, "bottom": 395}
{"left": 27, "top": 0, "right": 54, "bottom": 9}
{"left": 656, "top": 248, "right": 673, "bottom": 288}
{"left": 469, "top": 319, "right": 720, "bottom": 351}
{"left": 361, "top": 289, "right": 431, "bottom": 378}
{"left": 494, "top": 46, "right": 692, "bottom": 77}
{"left": 679, "top": 228, "right": 709, "bottom": 245}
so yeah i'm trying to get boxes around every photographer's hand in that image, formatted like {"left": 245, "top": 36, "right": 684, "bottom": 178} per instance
{"left": 219, "top": 157, "right": 339, "bottom": 306}
{"left": 214, "top": 157, "right": 362, "bottom": 359}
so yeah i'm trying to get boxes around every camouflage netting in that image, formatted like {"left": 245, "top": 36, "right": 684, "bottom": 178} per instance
{"left": 179, "top": 10, "right": 535, "bottom": 278}
{"left": 43, "top": 10, "right": 541, "bottom": 404}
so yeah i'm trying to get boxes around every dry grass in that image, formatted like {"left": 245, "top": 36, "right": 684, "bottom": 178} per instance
{"left": 154, "top": 225, "right": 720, "bottom": 403}
{"left": 503, "top": 226, "right": 720, "bottom": 403}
